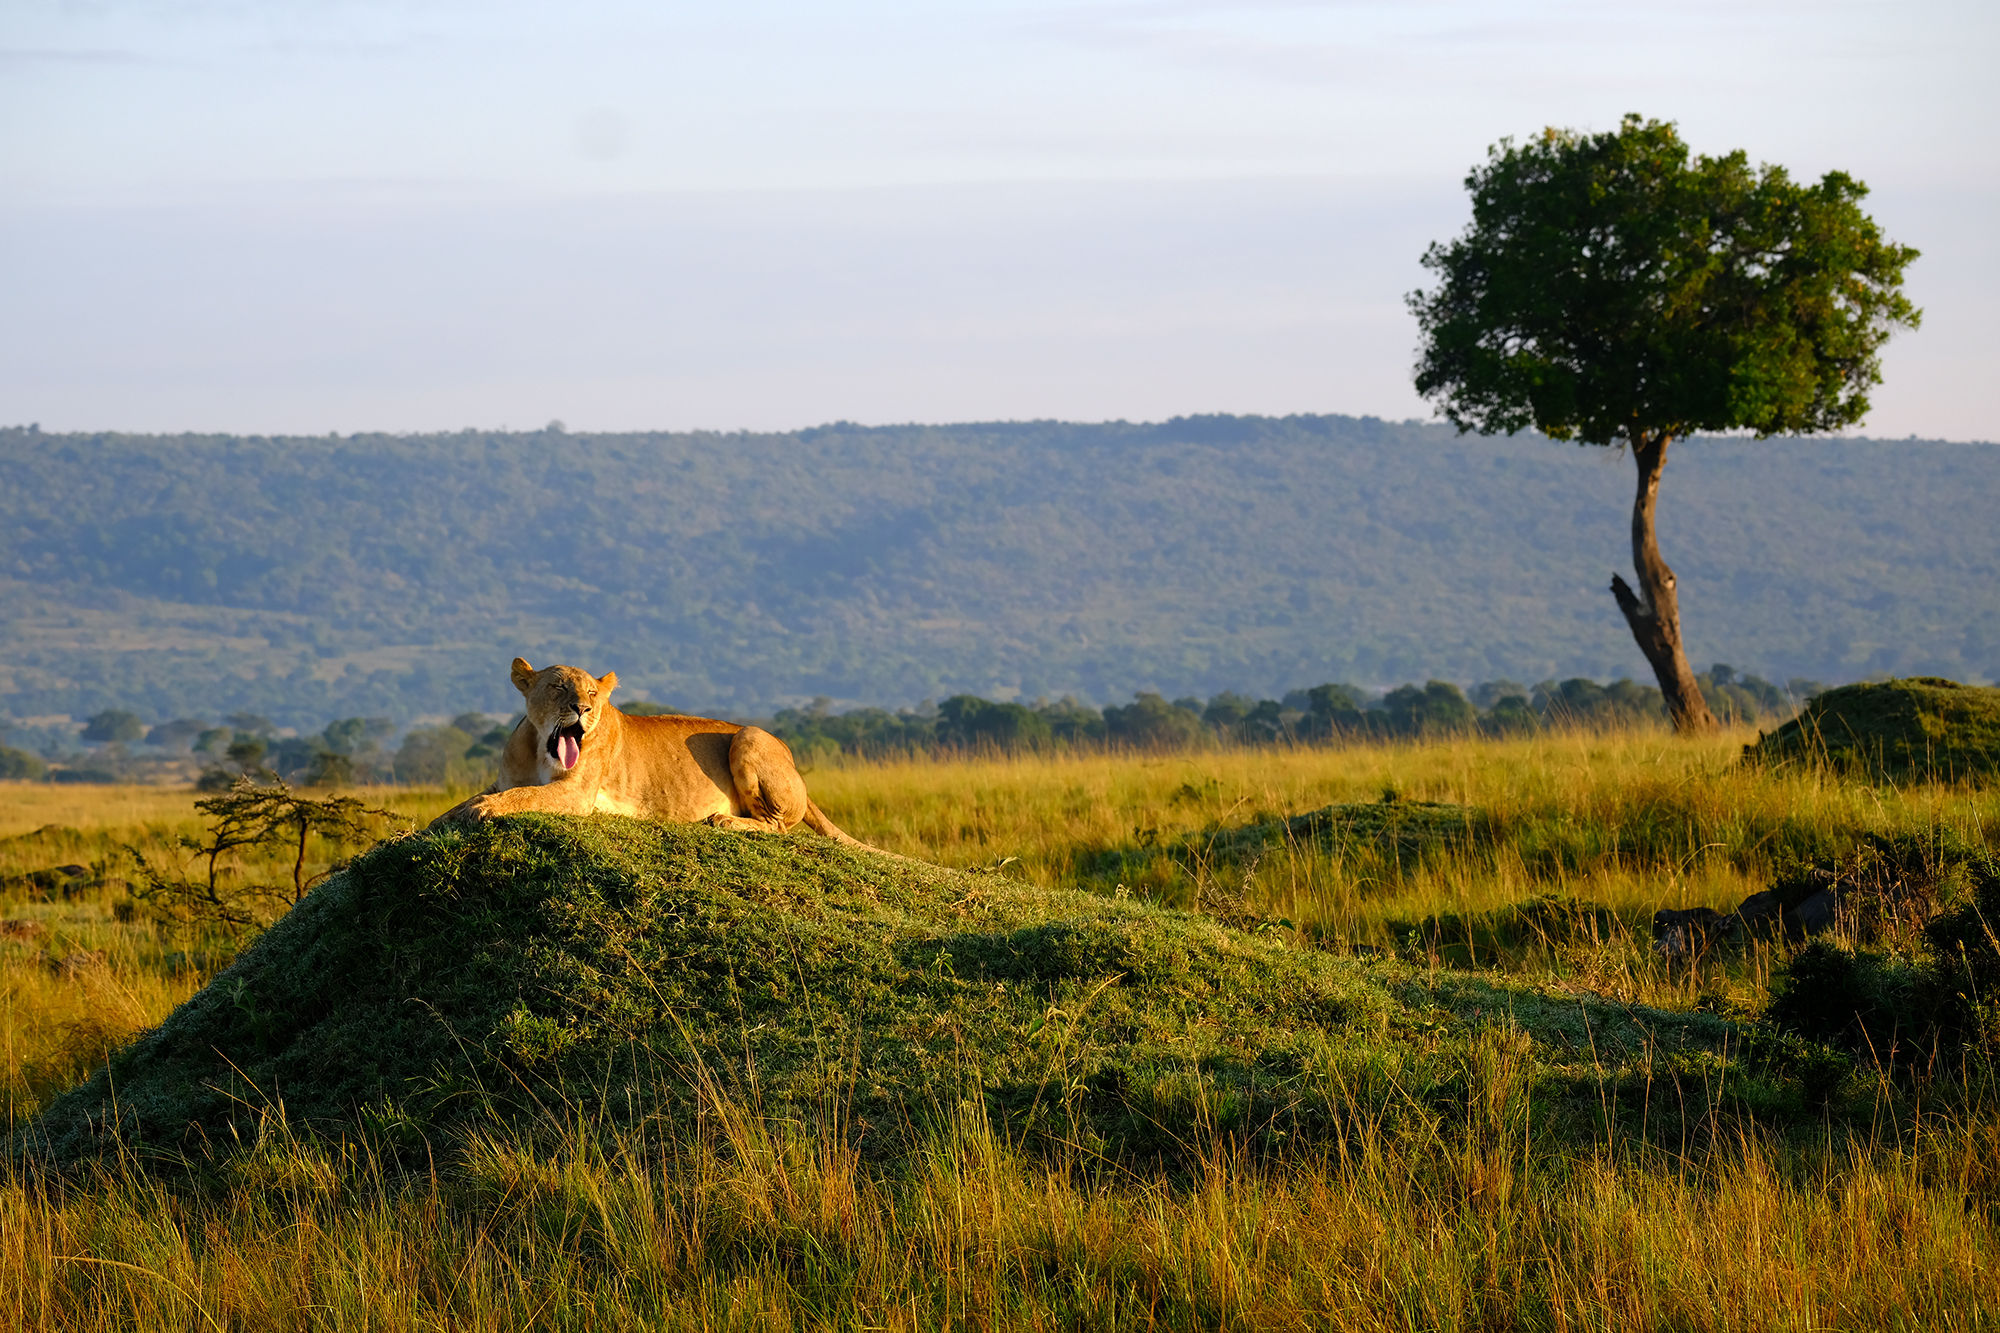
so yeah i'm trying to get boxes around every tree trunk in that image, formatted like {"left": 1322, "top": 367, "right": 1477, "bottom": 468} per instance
{"left": 1609, "top": 432, "right": 1719, "bottom": 734}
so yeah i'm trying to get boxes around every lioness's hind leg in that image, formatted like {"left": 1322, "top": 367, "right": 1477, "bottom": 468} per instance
{"left": 705, "top": 812, "right": 777, "bottom": 833}
{"left": 721, "top": 726, "right": 811, "bottom": 833}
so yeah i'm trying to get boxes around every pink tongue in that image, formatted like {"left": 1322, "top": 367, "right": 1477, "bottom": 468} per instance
{"left": 559, "top": 734, "right": 581, "bottom": 769}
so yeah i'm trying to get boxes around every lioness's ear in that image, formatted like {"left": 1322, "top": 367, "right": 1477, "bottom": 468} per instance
{"left": 598, "top": 670, "right": 618, "bottom": 697}
{"left": 511, "top": 658, "right": 537, "bottom": 694}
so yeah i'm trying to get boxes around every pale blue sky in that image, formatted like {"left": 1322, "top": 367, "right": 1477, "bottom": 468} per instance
{"left": 3, "top": 0, "right": 1993, "bottom": 436}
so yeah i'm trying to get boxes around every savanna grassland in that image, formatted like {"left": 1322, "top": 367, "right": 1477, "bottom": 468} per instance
{"left": 2, "top": 729, "right": 1998, "bottom": 1331}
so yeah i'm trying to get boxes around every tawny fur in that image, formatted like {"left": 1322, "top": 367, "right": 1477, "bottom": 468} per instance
{"left": 430, "top": 658, "right": 880, "bottom": 851}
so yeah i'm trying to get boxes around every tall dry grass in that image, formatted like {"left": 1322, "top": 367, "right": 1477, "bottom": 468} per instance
{"left": 3, "top": 1082, "right": 1995, "bottom": 1330}
{"left": 3, "top": 733, "right": 1998, "bottom": 1329}
{"left": 811, "top": 726, "right": 1995, "bottom": 1011}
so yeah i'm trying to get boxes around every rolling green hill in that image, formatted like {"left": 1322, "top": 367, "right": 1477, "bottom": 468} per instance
{"left": 0, "top": 417, "right": 1993, "bottom": 727}
{"left": 16, "top": 815, "right": 1799, "bottom": 1170}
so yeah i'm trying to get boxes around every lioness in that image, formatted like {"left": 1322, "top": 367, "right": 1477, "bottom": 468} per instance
{"left": 431, "top": 658, "right": 878, "bottom": 851}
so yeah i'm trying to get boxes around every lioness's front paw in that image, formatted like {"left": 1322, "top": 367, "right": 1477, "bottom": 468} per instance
{"left": 432, "top": 795, "right": 499, "bottom": 828}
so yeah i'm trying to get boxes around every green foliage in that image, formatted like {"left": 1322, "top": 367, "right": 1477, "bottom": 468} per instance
{"left": 1766, "top": 942, "right": 1928, "bottom": 1057}
{"left": 322, "top": 717, "right": 394, "bottom": 756}
{"left": 1764, "top": 867, "right": 1998, "bottom": 1069}
{"left": 462, "top": 724, "right": 511, "bottom": 760}
{"left": 225, "top": 736, "right": 269, "bottom": 770}
{"left": 47, "top": 767, "right": 117, "bottom": 786}
{"left": 1747, "top": 678, "right": 2000, "bottom": 782}
{"left": 81, "top": 710, "right": 145, "bottom": 744}
{"left": 303, "top": 751, "right": 356, "bottom": 786}
{"left": 1482, "top": 695, "right": 1538, "bottom": 735}
{"left": 1201, "top": 691, "right": 1254, "bottom": 729}
{"left": 1699, "top": 663, "right": 1795, "bottom": 723}
{"left": 936, "top": 695, "right": 1051, "bottom": 750}
{"left": 1411, "top": 114, "right": 1920, "bottom": 445}
{"left": 0, "top": 746, "right": 45, "bottom": 781}
{"left": 312, "top": 717, "right": 397, "bottom": 782}
{"left": 1103, "top": 693, "right": 1206, "bottom": 749}
{"left": 142, "top": 718, "right": 208, "bottom": 750}
{"left": 1764, "top": 830, "right": 1978, "bottom": 946}
{"left": 1470, "top": 680, "right": 1529, "bottom": 710}
{"left": 766, "top": 672, "right": 1802, "bottom": 761}
{"left": 1304, "top": 683, "right": 1365, "bottom": 732}
{"left": 1379, "top": 681, "right": 1478, "bottom": 735}
{"left": 1761, "top": 840, "right": 1999, "bottom": 1071}
{"left": 1922, "top": 860, "right": 2000, "bottom": 1058}
{"left": 193, "top": 733, "right": 276, "bottom": 791}
{"left": 1534, "top": 677, "right": 1668, "bottom": 727}
{"left": 774, "top": 694, "right": 1120, "bottom": 758}
{"left": 770, "top": 699, "right": 939, "bottom": 759}
{"left": 1037, "top": 696, "right": 1107, "bottom": 742}
{"left": 1201, "top": 693, "right": 1291, "bottom": 744}
{"left": 392, "top": 725, "right": 477, "bottom": 786}
{"left": 8, "top": 735, "right": 2000, "bottom": 1324}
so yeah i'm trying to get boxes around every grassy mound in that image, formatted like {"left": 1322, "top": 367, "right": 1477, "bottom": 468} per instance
{"left": 1082, "top": 796, "right": 1481, "bottom": 888}
{"left": 1747, "top": 678, "right": 2000, "bottom": 781}
{"left": 19, "top": 816, "right": 1837, "bottom": 1170}
{"left": 1205, "top": 797, "right": 1482, "bottom": 864}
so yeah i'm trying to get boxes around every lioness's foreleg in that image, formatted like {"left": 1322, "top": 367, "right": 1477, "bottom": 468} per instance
{"left": 431, "top": 780, "right": 598, "bottom": 828}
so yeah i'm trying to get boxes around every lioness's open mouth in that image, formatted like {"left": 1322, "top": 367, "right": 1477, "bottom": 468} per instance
{"left": 547, "top": 721, "right": 585, "bottom": 770}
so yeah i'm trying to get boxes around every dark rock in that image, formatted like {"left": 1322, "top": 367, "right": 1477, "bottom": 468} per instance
{"left": 1736, "top": 890, "right": 1784, "bottom": 931}
{"left": 1652, "top": 907, "right": 1738, "bottom": 961}
{"left": 1783, "top": 890, "right": 1838, "bottom": 938}
{"left": 1, "top": 864, "right": 93, "bottom": 902}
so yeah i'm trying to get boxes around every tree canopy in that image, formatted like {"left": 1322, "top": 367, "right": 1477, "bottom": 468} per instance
{"left": 1408, "top": 115, "right": 1920, "bottom": 732}
{"left": 1409, "top": 114, "right": 1919, "bottom": 446}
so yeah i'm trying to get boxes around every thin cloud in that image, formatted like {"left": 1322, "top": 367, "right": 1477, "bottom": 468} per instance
{"left": 1014, "top": 3, "right": 1633, "bottom": 90}
{"left": 0, "top": 47, "right": 145, "bottom": 64}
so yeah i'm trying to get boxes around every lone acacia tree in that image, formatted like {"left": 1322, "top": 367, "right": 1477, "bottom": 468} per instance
{"left": 1408, "top": 115, "right": 1919, "bottom": 732}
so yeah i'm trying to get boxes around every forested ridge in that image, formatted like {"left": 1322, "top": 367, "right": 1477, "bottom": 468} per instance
{"left": 0, "top": 415, "right": 1993, "bottom": 728}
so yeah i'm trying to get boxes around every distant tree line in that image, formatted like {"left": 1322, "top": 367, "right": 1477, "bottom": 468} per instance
{"left": 2, "top": 709, "right": 519, "bottom": 789}
{"left": 766, "top": 665, "right": 1817, "bottom": 759}
{"left": 0, "top": 667, "right": 1820, "bottom": 784}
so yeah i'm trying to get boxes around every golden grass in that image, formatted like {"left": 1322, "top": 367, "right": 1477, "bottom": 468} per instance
{"left": 3, "top": 734, "right": 1998, "bottom": 1329}
{"left": 0, "top": 783, "right": 206, "bottom": 839}
{"left": 2, "top": 1091, "right": 1994, "bottom": 1330}
{"left": 0, "top": 781, "right": 452, "bottom": 840}
{"left": 812, "top": 727, "right": 1994, "bottom": 1014}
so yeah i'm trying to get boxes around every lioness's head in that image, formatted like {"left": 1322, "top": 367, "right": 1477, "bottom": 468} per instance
{"left": 510, "top": 657, "right": 618, "bottom": 772}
